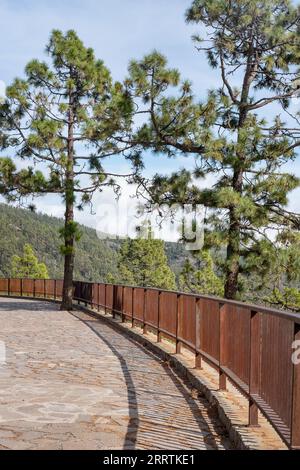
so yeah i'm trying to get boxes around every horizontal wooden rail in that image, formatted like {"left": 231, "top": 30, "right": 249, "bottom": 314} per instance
{"left": 0, "top": 277, "right": 299, "bottom": 449}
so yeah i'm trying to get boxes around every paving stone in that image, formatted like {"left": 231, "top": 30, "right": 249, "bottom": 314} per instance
{"left": 0, "top": 298, "right": 232, "bottom": 450}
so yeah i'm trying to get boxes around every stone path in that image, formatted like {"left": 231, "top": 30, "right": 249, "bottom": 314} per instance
{"left": 0, "top": 298, "right": 232, "bottom": 450}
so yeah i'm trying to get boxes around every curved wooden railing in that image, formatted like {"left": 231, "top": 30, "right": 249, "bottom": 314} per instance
{"left": 0, "top": 277, "right": 299, "bottom": 449}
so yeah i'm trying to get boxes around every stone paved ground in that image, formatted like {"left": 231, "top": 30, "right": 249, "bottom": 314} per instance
{"left": 0, "top": 298, "right": 232, "bottom": 450}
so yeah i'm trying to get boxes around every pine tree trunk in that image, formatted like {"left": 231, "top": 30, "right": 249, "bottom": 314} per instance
{"left": 224, "top": 155, "right": 244, "bottom": 300}
{"left": 60, "top": 185, "right": 74, "bottom": 310}
{"left": 223, "top": 42, "right": 256, "bottom": 300}
{"left": 61, "top": 90, "right": 75, "bottom": 311}
{"left": 224, "top": 207, "right": 240, "bottom": 299}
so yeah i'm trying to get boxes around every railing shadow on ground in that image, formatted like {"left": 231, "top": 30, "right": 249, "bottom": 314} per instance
{"left": 70, "top": 309, "right": 231, "bottom": 450}
{"left": 0, "top": 296, "right": 231, "bottom": 450}
{"left": 70, "top": 310, "right": 139, "bottom": 450}
{"left": 0, "top": 299, "right": 59, "bottom": 312}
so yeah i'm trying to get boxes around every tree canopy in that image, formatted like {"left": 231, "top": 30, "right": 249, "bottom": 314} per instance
{"left": 0, "top": 30, "right": 138, "bottom": 308}
{"left": 111, "top": 236, "right": 176, "bottom": 290}
{"left": 179, "top": 250, "right": 224, "bottom": 296}
{"left": 125, "top": 0, "right": 300, "bottom": 300}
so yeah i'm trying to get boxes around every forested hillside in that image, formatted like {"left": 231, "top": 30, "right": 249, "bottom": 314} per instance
{"left": 0, "top": 203, "right": 188, "bottom": 281}
{"left": 0, "top": 203, "right": 120, "bottom": 281}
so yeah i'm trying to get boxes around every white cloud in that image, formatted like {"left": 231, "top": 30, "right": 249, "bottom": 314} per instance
{"left": 0, "top": 80, "right": 6, "bottom": 100}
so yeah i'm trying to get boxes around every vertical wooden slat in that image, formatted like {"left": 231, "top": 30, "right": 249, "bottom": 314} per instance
{"left": 132, "top": 287, "right": 135, "bottom": 327}
{"left": 219, "top": 302, "right": 227, "bottom": 390}
{"left": 176, "top": 294, "right": 182, "bottom": 353}
{"left": 200, "top": 298, "right": 220, "bottom": 362}
{"left": 291, "top": 325, "right": 300, "bottom": 449}
{"left": 143, "top": 288, "right": 147, "bottom": 333}
{"left": 121, "top": 286, "right": 125, "bottom": 322}
{"left": 85, "top": 282, "right": 88, "bottom": 307}
{"left": 249, "top": 310, "right": 261, "bottom": 426}
{"left": 195, "top": 298, "right": 202, "bottom": 369}
{"left": 260, "top": 315, "right": 293, "bottom": 433}
{"left": 157, "top": 291, "right": 162, "bottom": 342}
{"left": 159, "top": 292, "right": 177, "bottom": 337}
{"left": 90, "top": 283, "right": 94, "bottom": 310}
{"left": 112, "top": 285, "right": 115, "bottom": 319}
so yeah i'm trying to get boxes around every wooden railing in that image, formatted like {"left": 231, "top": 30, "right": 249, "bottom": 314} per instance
{"left": 0, "top": 277, "right": 300, "bottom": 449}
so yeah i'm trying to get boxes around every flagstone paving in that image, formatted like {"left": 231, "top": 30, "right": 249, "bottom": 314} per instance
{"left": 0, "top": 298, "right": 232, "bottom": 450}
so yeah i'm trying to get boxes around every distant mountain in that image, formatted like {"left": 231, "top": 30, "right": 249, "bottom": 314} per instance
{"left": 0, "top": 203, "right": 189, "bottom": 282}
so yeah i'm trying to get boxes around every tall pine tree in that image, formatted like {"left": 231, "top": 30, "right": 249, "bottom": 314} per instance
{"left": 125, "top": 1, "right": 300, "bottom": 299}
{"left": 111, "top": 236, "right": 176, "bottom": 290}
{"left": 11, "top": 243, "right": 49, "bottom": 279}
{"left": 0, "top": 30, "right": 137, "bottom": 309}
{"left": 179, "top": 250, "right": 224, "bottom": 296}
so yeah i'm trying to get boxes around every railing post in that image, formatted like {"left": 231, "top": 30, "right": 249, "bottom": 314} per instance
{"left": 176, "top": 294, "right": 182, "bottom": 353}
{"left": 132, "top": 287, "right": 135, "bottom": 327}
{"left": 157, "top": 291, "right": 162, "bottom": 342}
{"left": 219, "top": 302, "right": 227, "bottom": 391}
{"left": 291, "top": 324, "right": 300, "bottom": 449}
{"left": 121, "top": 286, "right": 125, "bottom": 323}
{"left": 195, "top": 298, "right": 202, "bottom": 369}
{"left": 85, "top": 283, "right": 88, "bottom": 307}
{"left": 112, "top": 286, "right": 116, "bottom": 319}
{"left": 97, "top": 284, "right": 100, "bottom": 312}
{"left": 249, "top": 310, "right": 261, "bottom": 427}
{"left": 143, "top": 288, "right": 147, "bottom": 334}
{"left": 77, "top": 282, "right": 80, "bottom": 305}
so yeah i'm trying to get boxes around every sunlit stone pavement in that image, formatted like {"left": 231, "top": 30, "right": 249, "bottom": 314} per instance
{"left": 0, "top": 298, "right": 232, "bottom": 450}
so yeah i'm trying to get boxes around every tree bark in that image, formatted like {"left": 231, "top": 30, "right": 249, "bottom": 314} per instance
{"left": 223, "top": 30, "right": 258, "bottom": 300}
{"left": 224, "top": 161, "right": 244, "bottom": 299}
{"left": 224, "top": 107, "right": 246, "bottom": 300}
{"left": 61, "top": 90, "right": 75, "bottom": 311}
{"left": 60, "top": 183, "right": 74, "bottom": 310}
{"left": 224, "top": 107, "right": 249, "bottom": 298}
{"left": 224, "top": 205, "right": 241, "bottom": 299}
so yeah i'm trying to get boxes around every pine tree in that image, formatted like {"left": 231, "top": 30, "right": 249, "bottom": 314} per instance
{"left": 113, "top": 236, "right": 176, "bottom": 290}
{"left": 179, "top": 250, "right": 224, "bottom": 296}
{"left": 126, "top": 1, "right": 300, "bottom": 299}
{"left": 242, "top": 233, "right": 300, "bottom": 310}
{"left": 0, "top": 30, "right": 137, "bottom": 309}
{"left": 267, "top": 287, "right": 300, "bottom": 312}
{"left": 11, "top": 244, "right": 49, "bottom": 279}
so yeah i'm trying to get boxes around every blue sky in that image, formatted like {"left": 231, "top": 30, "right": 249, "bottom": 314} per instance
{"left": 1, "top": 0, "right": 208, "bottom": 89}
{"left": 1, "top": 0, "right": 300, "bottom": 236}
